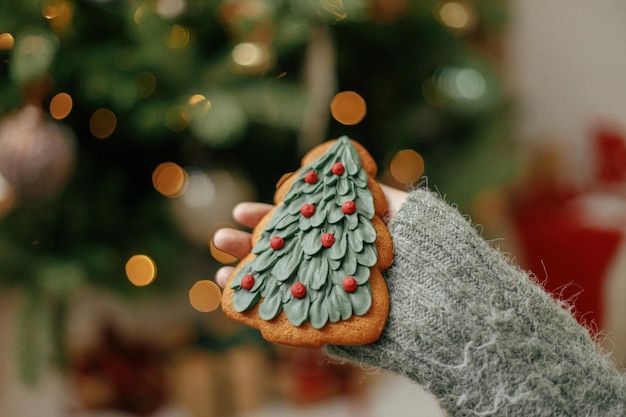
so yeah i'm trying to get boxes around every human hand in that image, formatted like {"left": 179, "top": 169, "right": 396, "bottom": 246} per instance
{"left": 213, "top": 184, "right": 408, "bottom": 288}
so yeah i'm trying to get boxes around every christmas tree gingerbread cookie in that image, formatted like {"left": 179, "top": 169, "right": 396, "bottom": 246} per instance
{"left": 221, "top": 136, "right": 393, "bottom": 347}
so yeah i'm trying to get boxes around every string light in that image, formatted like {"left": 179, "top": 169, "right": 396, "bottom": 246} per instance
{"left": 89, "top": 108, "right": 117, "bottom": 139}
{"left": 189, "top": 280, "right": 222, "bottom": 313}
{"left": 390, "top": 149, "right": 424, "bottom": 184}
{"left": 125, "top": 254, "right": 157, "bottom": 286}
{"left": 330, "top": 91, "right": 367, "bottom": 125}
{"left": 0, "top": 33, "right": 15, "bottom": 50}
{"left": 152, "top": 162, "right": 188, "bottom": 198}
{"left": 49, "top": 92, "right": 73, "bottom": 120}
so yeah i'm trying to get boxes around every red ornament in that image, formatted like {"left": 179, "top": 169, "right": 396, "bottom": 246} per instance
{"left": 291, "top": 282, "right": 307, "bottom": 299}
{"left": 270, "top": 236, "right": 285, "bottom": 250}
{"left": 321, "top": 233, "right": 335, "bottom": 248}
{"left": 304, "top": 171, "right": 318, "bottom": 184}
{"left": 341, "top": 200, "right": 356, "bottom": 215}
{"left": 301, "top": 203, "right": 316, "bottom": 218}
{"left": 331, "top": 162, "right": 345, "bottom": 175}
{"left": 241, "top": 274, "right": 255, "bottom": 290}
{"left": 342, "top": 276, "right": 357, "bottom": 293}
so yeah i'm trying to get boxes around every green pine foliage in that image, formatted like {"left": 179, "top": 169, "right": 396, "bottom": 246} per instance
{"left": 0, "top": 0, "right": 513, "bottom": 381}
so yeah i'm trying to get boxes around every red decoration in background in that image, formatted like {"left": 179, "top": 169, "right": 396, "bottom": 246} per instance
{"left": 512, "top": 199, "right": 622, "bottom": 328}
{"left": 594, "top": 125, "right": 626, "bottom": 185}
{"left": 72, "top": 325, "right": 166, "bottom": 416}
{"left": 510, "top": 123, "right": 626, "bottom": 330}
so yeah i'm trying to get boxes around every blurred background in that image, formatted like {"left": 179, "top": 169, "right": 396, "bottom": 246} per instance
{"left": 1, "top": 0, "right": 626, "bottom": 416}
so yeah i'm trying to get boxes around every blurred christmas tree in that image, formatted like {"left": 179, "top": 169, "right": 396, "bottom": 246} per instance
{"left": 0, "top": 0, "right": 514, "bottom": 381}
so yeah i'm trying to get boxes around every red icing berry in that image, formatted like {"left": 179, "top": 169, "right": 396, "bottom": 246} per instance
{"left": 304, "top": 171, "right": 318, "bottom": 184}
{"left": 270, "top": 236, "right": 285, "bottom": 250}
{"left": 291, "top": 282, "right": 306, "bottom": 299}
{"left": 342, "top": 276, "right": 358, "bottom": 293}
{"left": 300, "top": 203, "right": 316, "bottom": 218}
{"left": 331, "top": 162, "right": 345, "bottom": 175}
{"left": 341, "top": 200, "right": 357, "bottom": 215}
{"left": 241, "top": 274, "right": 255, "bottom": 290}
{"left": 321, "top": 232, "right": 335, "bottom": 248}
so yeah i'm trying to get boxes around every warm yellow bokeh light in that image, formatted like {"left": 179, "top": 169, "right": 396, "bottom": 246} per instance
{"left": 89, "top": 108, "right": 117, "bottom": 139}
{"left": 152, "top": 162, "right": 188, "bottom": 197}
{"left": 133, "top": 6, "right": 145, "bottom": 24}
{"left": 188, "top": 94, "right": 212, "bottom": 108}
{"left": 42, "top": 0, "right": 73, "bottom": 32}
{"left": 125, "top": 254, "right": 157, "bottom": 286}
{"left": 330, "top": 91, "right": 367, "bottom": 125}
{"left": 209, "top": 240, "right": 237, "bottom": 264}
{"left": 232, "top": 42, "right": 269, "bottom": 69}
{"left": 49, "top": 92, "right": 73, "bottom": 120}
{"left": 189, "top": 280, "right": 222, "bottom": 313}
{"left": 390, "top": 149, "right": 425, "bottom": 184}
{"left": 0, "top": 33, "right": 15, "bottom": 50}
{"left": 435, "top": 0, "right": 476, "bottom": 32}
{"left": 167, "top": 24, "right": 190, "bottom": 49}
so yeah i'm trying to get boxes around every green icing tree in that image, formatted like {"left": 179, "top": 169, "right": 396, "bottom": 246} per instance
{"left": 230, "top": 136, "right": 378, "bottom": 329}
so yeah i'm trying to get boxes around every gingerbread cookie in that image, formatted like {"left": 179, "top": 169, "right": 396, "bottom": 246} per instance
{"left": 221, "top": 136, "right": 393, "bottom": 347}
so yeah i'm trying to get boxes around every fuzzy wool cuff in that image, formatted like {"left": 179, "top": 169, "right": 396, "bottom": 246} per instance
{"left": 327, "top": 188, "right": 626, "bottom": 416}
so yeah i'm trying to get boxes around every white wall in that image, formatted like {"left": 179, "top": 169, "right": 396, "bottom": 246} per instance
{"left": 508, "top": 0, "right": 626, "bottom": 181}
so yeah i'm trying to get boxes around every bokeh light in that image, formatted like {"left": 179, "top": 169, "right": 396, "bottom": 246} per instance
{"left": 180, "top": 170, "right": 215, "bottom": 207}
{"left": 152, "top": 162, "right": 188, "bottom": 198}
{"left": 125, "top": 254, "right": 157, "bottom": 286}
{"left": 49, "top": 92, "right": 73, "bottom": 120}
{"left": 133, "top": 6, "right": 146, "bottom": 24}
{"left": 390, "top": 149, "right": 425, "bottom": 184}
{"left": 89, "top": 108, "right": 117, "bottom": 139}
{"left": 166, "top": 24, "right": 190, "bottom": 49}
{"left": 423, "top": 66, "right": 487, "bottom": 107}
{"left": 189, "top": 280, "right": 222, "bottom": 313}
{"left": 42, "top": 0, "right": 73, "bottom": 32}
{"left": 231, "top": 42, "right": 269, "bottom": 71}
{"left": 0, "top": 33, "right": 15, "bottom": 50}
{"left": 434, "top": 0, "right": 477, "bottom": 33}
{"left": 156, "top": 0, "right": 186, "bottom": 18}
{"left": 330, "top": 91, "right": 367, "bottom": 125}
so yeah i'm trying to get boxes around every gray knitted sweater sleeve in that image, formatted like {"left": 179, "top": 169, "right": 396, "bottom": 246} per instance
{"left": 327, "top": 188, "right": 626, "bottom": 416}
